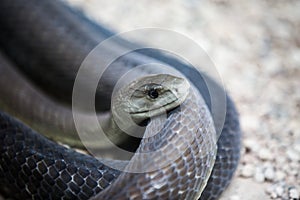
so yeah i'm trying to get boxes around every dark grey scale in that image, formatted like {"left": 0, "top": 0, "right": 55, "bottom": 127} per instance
{"left": 200, "top": 97, "right": 241, "bottom": 200}
{"left": 0, "top": 112, "right": 121, "bottom": 200}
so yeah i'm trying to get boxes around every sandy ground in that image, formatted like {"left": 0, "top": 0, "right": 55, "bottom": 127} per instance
{"left": 1, "top": 0, "right": 299, "bottom": 199}
{"left": 65, "top": 0, "right": 300, "bottom": 199}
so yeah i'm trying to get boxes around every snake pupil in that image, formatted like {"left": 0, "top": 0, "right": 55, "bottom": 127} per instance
{"left": 148, "top": 88, "right": 159, "bottom": 99}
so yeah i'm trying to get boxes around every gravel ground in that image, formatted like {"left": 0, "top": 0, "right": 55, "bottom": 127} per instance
{"left": 65, "top": 0, "right": 300, "bottom": 199}
{"left": 1, "top": 0, "right": 299, "bottom": 199}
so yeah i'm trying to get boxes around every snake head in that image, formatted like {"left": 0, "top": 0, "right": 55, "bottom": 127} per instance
{"left": 112, "top": 74, "right": 190, "bottom": 124}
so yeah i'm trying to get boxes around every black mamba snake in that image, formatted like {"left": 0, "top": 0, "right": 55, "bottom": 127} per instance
{"left": 0, "top": 0, "right": 241, "bottom": 199}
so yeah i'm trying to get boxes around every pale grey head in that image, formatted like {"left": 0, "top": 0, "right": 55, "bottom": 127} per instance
{"left": 112, "top": 74, "right": 190, "bottom": 124}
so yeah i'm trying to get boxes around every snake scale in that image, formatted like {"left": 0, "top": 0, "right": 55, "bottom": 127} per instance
{"left": 0, "top": 0, "right": 241, "bottom": 199}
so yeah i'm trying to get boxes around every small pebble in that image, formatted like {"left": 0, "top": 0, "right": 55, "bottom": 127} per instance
{"left": 258, "top": 148, "right": 273, "bottom": 160}
{"left": 275, "top": 185, "right": 284, "bottom": 197}
{"left": 244, "top": 139, "right": 260, "bottom": 152}
{"left": 230, "top": 195, "right": 240, "bottom": 200}
{"left": 287, "top": 162, "right": 299, "bottom": 176}
{"left": 264, "top": 167, "right": 275, "bottom": 181}
{"left": 276, "top": 156, "right": 287, "bottom": 164}
{"left": 241, "top": 164, "right": 254, "bottom": 178}
{"left": 266, "top": 183, "right": 286, "bottom": 199}
{"left": 275, "top": 170, "right": 286, "bottom": 181}
{"left": 286, "top": 149, "right": 300, "bottom": 162}
{"left": 294, "top": 143, "right": 300, "bottom": 153}
{"left": 289, "top": 187, "right": 299, "bottom": 199}
{"left": 254, "top": 167, "right": 265, "bottom": 182}
{"left": 266, "top": 186, "right": 278, "bottom": 199}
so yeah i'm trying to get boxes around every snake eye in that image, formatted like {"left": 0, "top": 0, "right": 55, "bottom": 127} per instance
{"left": 148, "top": 88, "right": 159, "bottom": 99}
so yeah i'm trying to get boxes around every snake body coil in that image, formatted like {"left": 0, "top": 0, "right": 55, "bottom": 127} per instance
{"left": 0, "top": 0, "right": 241, "bottom": 199}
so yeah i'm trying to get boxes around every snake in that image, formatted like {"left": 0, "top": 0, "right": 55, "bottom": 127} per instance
{"left": 0, "top": 0, "right": 242, "bottom": 199}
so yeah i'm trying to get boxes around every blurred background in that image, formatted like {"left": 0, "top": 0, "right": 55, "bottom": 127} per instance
{"left": 65, "top": 0, "right": 300, "bottom": 199}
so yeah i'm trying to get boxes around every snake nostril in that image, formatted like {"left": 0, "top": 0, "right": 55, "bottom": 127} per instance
{"left": 148, "top": 88, "right": 159, "bottom": 99}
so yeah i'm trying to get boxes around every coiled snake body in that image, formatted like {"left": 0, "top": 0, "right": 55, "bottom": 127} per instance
{"left": 0, "top": 0, "right": 241, "bottom": 199}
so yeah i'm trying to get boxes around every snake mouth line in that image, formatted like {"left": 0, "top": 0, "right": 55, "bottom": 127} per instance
{"left": 129, "top": 97, "right": 184, "bottom": 116}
